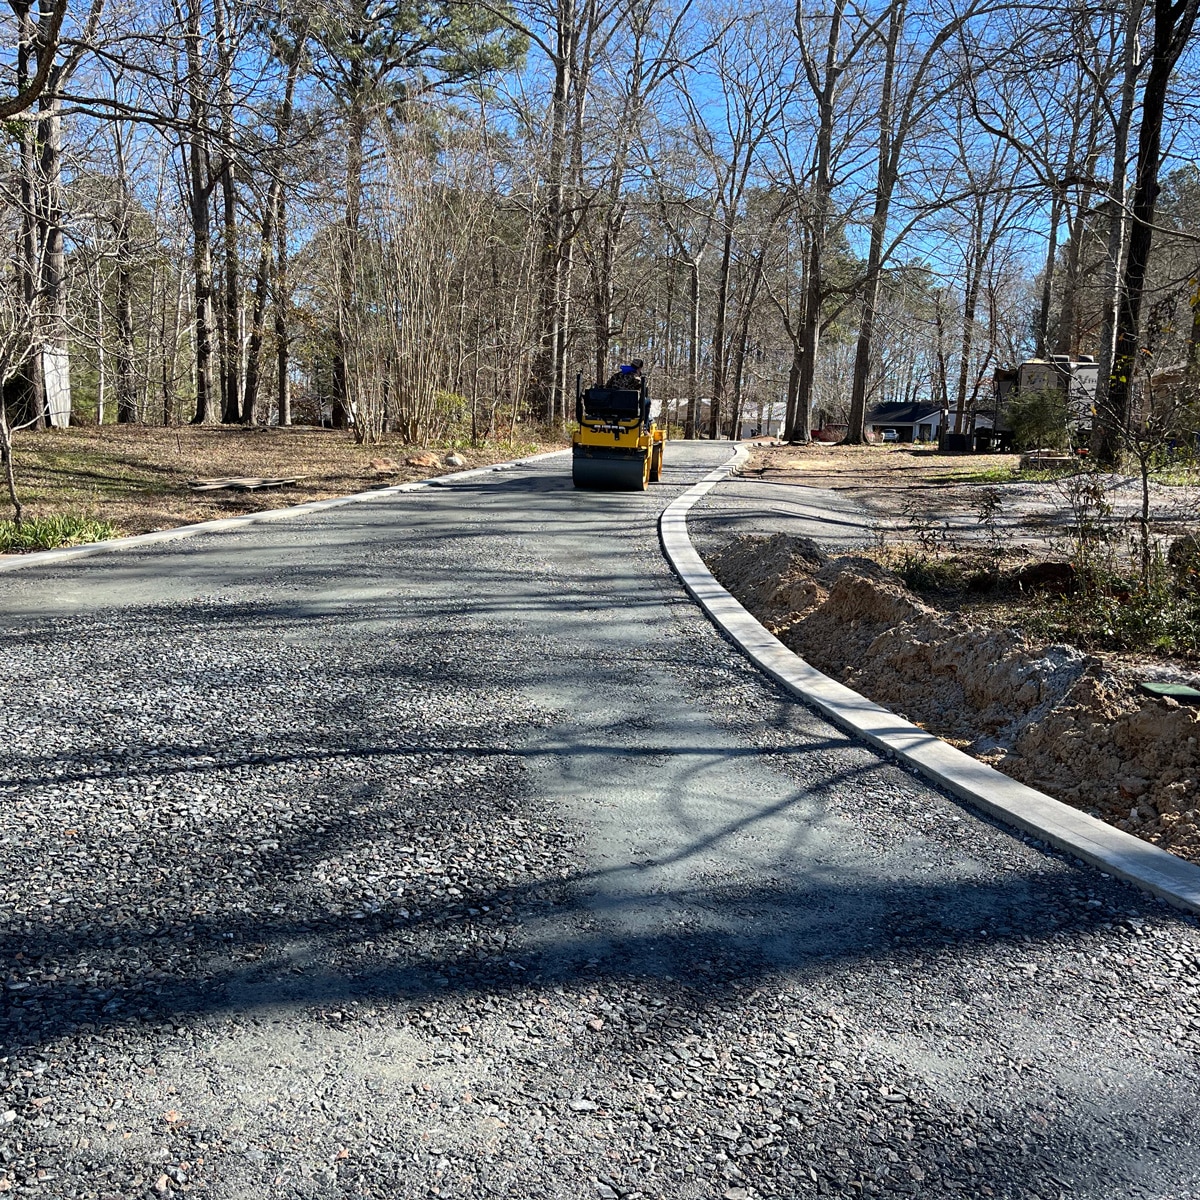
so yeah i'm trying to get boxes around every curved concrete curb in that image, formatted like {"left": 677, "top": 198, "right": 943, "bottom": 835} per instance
{"left": 0, "top": 448, "right": 570, "bottom": 575}
{"left": 661, "top": 444, "right": 1200, "bottom": 915}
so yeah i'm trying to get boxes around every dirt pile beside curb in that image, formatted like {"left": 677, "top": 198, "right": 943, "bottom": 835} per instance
{"left": 1012, "top": 677, "right": 1200, "bottom": 858}
{"left": 706, "top": 533, "right": 1200, "bottom": 862}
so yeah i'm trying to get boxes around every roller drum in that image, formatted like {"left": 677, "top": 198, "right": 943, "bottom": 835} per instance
{"left": 571, "top": 451, "right": 648, "bottom": 491}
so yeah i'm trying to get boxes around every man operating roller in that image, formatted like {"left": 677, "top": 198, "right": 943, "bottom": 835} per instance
{"left": 572, "top": 356, "right": 663, "bottom": 488}
{"left": 605, "top": 358, "right": 645, "bottom": 390}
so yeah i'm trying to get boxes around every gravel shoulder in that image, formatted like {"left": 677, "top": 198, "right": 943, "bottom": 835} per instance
{"left": 2, "top": 443, "right": 1200, "bottom": 1200}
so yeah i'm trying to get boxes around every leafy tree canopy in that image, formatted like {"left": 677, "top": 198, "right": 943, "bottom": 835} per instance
{"left": 309, "top": 0, "right": 526, "bottom": 114}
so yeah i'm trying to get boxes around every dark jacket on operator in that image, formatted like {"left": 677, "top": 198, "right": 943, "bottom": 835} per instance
{"left": 606, "top": 371, "right": 642, "bottom": 391}
{"left": 605, "top": 363, "right": 644, "bottom": 390}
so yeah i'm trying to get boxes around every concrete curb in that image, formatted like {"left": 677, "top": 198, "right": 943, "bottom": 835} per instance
{"left": 661, "top": 444, "right": 1200, "bottom": 915}
{"left": 0, "top": 448, "right": 570, "bottom": 575}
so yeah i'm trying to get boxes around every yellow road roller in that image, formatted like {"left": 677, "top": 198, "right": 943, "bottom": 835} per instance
{"left": 571, "top": 373, "right": 665, "bottom": 490}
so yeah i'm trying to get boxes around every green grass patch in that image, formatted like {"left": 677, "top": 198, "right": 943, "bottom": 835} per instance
{"left": 1151, "top": 465, "right": 1200, "bottom": 487}
{"left": 0, "top": 513, "right": 121, "bottom": 553}
{"left": 942, "top": 464, "right": 1019, "bottom": 484}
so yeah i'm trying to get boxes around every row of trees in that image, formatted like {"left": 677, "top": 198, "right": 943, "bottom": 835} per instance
{"left": 2, "top": 0, "right": 1199, "bottom": 459}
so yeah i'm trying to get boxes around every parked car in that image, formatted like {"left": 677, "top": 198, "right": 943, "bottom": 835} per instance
{"left": 880, "top": 428, "right": 899, "bottom": 442}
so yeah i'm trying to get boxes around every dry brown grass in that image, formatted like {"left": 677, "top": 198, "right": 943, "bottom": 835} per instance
{"left": 4, "top": 425, "right": 566, "bottom": 539}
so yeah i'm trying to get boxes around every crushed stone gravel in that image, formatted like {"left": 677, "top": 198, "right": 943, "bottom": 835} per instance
{"left": 0, "top": 444, "right": 1199, "bottom": 1200}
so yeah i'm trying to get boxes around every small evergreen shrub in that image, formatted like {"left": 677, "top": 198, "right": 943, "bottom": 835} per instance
{"left": 0, "top": 514, "right": 120, "bottom": 553}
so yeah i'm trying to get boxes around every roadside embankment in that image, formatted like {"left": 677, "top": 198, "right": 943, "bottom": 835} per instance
{"left": 706, "top": 533, "right": 1200, "bottom": 863}
{"left": 0, "top": 425, "right": 568, "bottom": 548}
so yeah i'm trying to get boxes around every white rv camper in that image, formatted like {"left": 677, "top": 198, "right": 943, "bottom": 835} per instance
{"left": 991, "top": 355, "right": 1098, "bottom": 438}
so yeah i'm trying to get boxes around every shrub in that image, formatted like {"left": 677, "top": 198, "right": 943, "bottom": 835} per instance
{"left": 895, "top": 552, "right": 963, "bottom": 593}
{"left": 1169, "top": 532, "right": 1200, "bottom": 589}
{"left": 1006, "top": 387, "right": 1070, "bottom": 451}
{"left": 0, "top": 514, "right": 120, "bottom": 553}
{"left": 1030, "top": 587, "right": 1200, "bottom": 658}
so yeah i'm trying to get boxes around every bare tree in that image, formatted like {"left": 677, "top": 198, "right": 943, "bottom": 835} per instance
{"left": 243, "top": 9, "right": 308, "bottom": 425}
{"left": 310, "top": 0, "right": 522, "bottom": 429}
{"left": 576, "top": 0, "right": 695, "bottom": 386}
{"left": 7, "top": 0, "right": 104, "bottom": 429}
{"left": 0, "top": 0, "right": 66, "bottom": 120}
{"left": 842, "top": 0, "right": 992, "bottom": 445}
{"left": 789, "top": 0, "right": 879, "bottom": 442}
{"left": 686, "top": 9, "right": 792, "bottom": 439}
{"left": 646, "top": 138, "right": 717, "bottom": 440}
{"left": 1095, "top": 0, "right": 1200, "bottom": 464}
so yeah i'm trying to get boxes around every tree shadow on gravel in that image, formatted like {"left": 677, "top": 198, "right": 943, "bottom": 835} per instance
{"left": 1, "top": 450, "right": 1193, "bottom": 1196}
{"left": 3, "top": 808, "right": 1180, "bottom": 1192}
{"left": 0, "top": 591, "right": 1179, "bottom": 1065}
{"left": 0, "top": 827, "right": 1157, "bottom": 1057}
{"left": 2, "top": 735, "right": 853, "bottom": 793}
{"left": 0, "top": 560, "right": 680, "bottom": 627}
{"left": 0, "top": 846, "right": 1191, "bottom": 1200}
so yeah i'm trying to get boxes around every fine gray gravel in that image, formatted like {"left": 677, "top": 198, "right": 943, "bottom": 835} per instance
{"left": 1, "top": 442, "right": 1199, "bottom": 1200}
{"left": 687, "top": 477, "right": 876, "bottom": 554}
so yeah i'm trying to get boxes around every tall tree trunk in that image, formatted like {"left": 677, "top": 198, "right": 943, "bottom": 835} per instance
{"left": 708, "top": 226, "right": 733, "bottom": 439}
{"left": 729, "top": 316, "right": 750, "bottom": 440}
{"left": 187, "top": 153, "right": 217, "bottom": 425}
{"left": 242, "top": 212, "right": 272, "bottom": 426}
{"left": 185, "top": 0, "right": 217, "bottom": 425}
{"left": 245, "top": 30, "right": 302, "bottom": 424}
{"left": 115, "top": 253, "right": 136, "bottom": 423}
{"left": 784, "top": 340, "right": 802, "bottom": 439}
{"left": 95, "top": 264, "right": 105, "bottom": 424}
{"left": 213, "top": 0, "right": 240, "bottom": 424}
{"left": 1098, "top": 0, "right": 1200, "bottom": 464}
{"left": 1052, "top": 85, "right": 1103, "bottom": 358}
{"left": 792, "top": 0, "right": 846, "bottom": 444}
{"left": 36, "top": 89, "right": 70, "bottom": 427}
{"left": 275, "top": 191, "right": 292, "bottom": 426}
{"left": 557, "top": 276, "right": 572, "bottom": 429}
{"left": 1034, "top": 189, "right": 1062, "bottom": 359}
{"left": 933, "top": 288, "right": 949, "bottom": 412}
{"left": 791, "top": 241, "right": 821, "bottom": 444}
{"left": 728, "top": 252, "right": 766, "bottom": 440}
{"left": 1092, "top": 0, "right": 1144, "bottom": 454}
{"left": 1054, "top": 184, "right": 1093, "bottom": 356}
{"left": 844, "top": 263, "right": 882, "bottom": 442}
{"left": 844, "top": 0, "right": 903, "bottom": 445}
{"left": 686, "top": 256, "right": 700, "bottom": 439}
{"left": 15, "top": 2, "right": 44, "bottom": 430}
{"left": 113, "top": 123, "right": 137, "bottom": 423}
{"left": 952, "top": 201, "right": 987, "bottom": 434}
{"left": 593, "top": 264, "right": 611, "bottom": 386}
{"left": 532, "top": 6, "right": 576, "bottom": 425}
{"left": 217, "top": 167, "right": 240, "bottom": 423}
{"left": 332, "top": 94, "right": 366, "bottom": 430}
{"left": 591, "top": 196, "right": 626, "bottom": 385}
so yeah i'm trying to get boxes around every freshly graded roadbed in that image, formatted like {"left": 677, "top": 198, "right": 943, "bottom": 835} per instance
{"left": 1, "top": 444, "right": 1200, "bottom": 1199}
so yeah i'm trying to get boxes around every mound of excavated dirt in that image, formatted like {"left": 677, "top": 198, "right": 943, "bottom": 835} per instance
{"left": 706, "top": 533, "right": 1200, "bottom": 862}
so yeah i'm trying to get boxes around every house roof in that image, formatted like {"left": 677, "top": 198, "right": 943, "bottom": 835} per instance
{"left": 866, "top": 402, "right": 943, "bottom": 425}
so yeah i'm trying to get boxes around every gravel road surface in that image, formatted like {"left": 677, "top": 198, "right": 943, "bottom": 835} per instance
{"left": 688, "top": 477, "right": 875, "bottom": 552}
{"left": 2, "top": 442, "right": 1199, "bottom": 1200}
